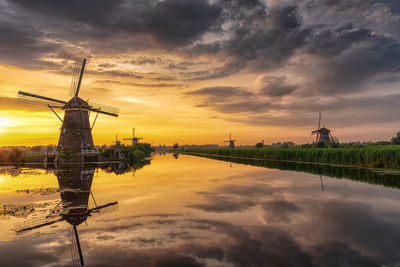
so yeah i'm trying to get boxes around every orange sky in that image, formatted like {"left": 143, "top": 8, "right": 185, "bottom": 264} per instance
{"left": 0, "top": 56, "right": 399, "bottom": 147}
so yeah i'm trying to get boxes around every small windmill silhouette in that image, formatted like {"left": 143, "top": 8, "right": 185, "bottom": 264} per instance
{"left": 312, "top": 113, "right": 333, "bottom": 143}
{"left": 123, "top": 127, "right": 143, "bottom": 146}
{"left": 224, "top": 133, "right": 237, "bottom": 148}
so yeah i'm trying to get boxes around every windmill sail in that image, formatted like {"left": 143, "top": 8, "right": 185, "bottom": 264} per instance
{"left": 68, "top": 225, "right": 84, "bottom": 266}
{"left": 88, "top": 101, "right": 119, "bottom": 117}
{"left": 18, "top": 91, "right": 66, "bottom": 107}
{"left": 69, "top": 58, "right": 84, "bottom": 97}
{"left": 68, "top": 226, "right": 82, "bottom": 267}
{"left": 316, "top": 113, "right": 321, "bottom": 143}
{"left": 14, "top": 215, "right": 63, "bottom": 233}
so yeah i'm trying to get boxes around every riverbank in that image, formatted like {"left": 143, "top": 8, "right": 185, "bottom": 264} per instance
{"left": 177, "top": 146, "right": 400, "bottom": 169}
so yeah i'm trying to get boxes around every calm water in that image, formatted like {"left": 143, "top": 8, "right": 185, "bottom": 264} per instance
{"left": 1, "top": 154, "right": 400, "bottom": 267}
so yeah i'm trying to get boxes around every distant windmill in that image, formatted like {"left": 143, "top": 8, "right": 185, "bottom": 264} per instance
{"left": 14, "top": 168, "right": 118, "bottom": 266}
{"left": 17, "top": 58, "right": 119, "bottom": 162}
{"left": 123, "top": 128, "right": 143, "bottom": 146}
{"left": 312, "top": 113, "right": 333, "bottom": 143}
{"left": 224, "top": 133, "right": 237, "bottom": 149}
{"left": 113, "top": 134, "right": 121, "bottom": 145}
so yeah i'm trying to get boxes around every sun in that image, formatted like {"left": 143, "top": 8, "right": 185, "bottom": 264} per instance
{"left": 0, "top": 117, "right": 15, "bottom": 133}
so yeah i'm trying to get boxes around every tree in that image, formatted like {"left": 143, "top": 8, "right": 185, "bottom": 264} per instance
{"left": 172, "top": 143, "right": 179, "bottom": 149}
{"left": 391, "top": 132, "right": 400, "bottom": 145}
{"left": 8, "top": 148, "right": 22, "bottom": 163}
{"left": 30, "top": 146, "right": 42, "bottom": 152}
{"left": 255, "top": 142, "right": 263, "bottom": 148}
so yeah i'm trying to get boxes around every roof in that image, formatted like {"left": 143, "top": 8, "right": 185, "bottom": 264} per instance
{"left": 64, "top": 97, "right": 90, "bottom": 109}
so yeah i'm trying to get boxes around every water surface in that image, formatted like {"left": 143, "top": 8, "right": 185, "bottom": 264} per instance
{"left": 1, "top": 154, "right": 400, "bottom": 266}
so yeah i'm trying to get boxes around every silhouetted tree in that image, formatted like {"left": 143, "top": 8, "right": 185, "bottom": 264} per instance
{"left": 172, "top": 143, "right": 179, "bottom": 149}
{"left": 391, "top": 132, "right": 400, "bottom": 145}
{"left": 255, "top": 142, "right": 263, "bottom": 148}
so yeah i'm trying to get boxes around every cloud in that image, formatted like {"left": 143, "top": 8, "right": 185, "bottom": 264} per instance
{"left": 188, "top": 191, "right": 256, "bottom": 212}
{"left": 262, "top": 200, "right": 301, "bottom": 223}
{"left": 185, "top": 86, "right": 253, "bottom": 101}
{"left": 92, "top": 80, "right": 183, "bottom": 88}
{"left": 256, "top": 75, "right": 299, "bottom": 97}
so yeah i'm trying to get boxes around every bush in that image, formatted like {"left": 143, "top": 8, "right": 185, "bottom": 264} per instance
{"left": 128, "top": 149, "right": 146, "bottom": 162}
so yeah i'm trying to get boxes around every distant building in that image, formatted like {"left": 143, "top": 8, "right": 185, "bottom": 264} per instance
{"left": 110, "top": 142, "right": 125, "bottom": 160}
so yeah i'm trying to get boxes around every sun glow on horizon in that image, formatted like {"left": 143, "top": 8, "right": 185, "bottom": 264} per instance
{"left": 0, "top": 117, "right": 15, "bottom": 134}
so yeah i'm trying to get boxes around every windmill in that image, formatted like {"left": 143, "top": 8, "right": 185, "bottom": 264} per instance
{"left": 123, "top": 127, "right": 143, "bottom": 146}
{"left": 224, "top": 133, "right": 237, "bottom": 149}
{"left": 17, "top": 58, "right": 119, "bottom": 162}
{"left": 312, "top": 113, "right": 333, "bottom": 144}
{"left": 13, "top": 168, "right": 118, "bottom": 266}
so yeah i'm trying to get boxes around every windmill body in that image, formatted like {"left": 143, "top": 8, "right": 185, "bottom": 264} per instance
{"left": 58, "top": 97, "right": 95, "bottom": 153}
{"left": 313, "top": 127, "right": 331, "bottom": 143}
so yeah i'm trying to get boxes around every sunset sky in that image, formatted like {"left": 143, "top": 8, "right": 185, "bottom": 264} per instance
{"left": 0, "top": 0, "right": 399, "bottom": 146}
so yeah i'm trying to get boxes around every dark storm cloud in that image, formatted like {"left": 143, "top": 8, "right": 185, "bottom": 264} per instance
{"left": 306, "top": 24, "right": 372, "bottom": 57}
{"left": 10, "top": 0, "right": 222, "bottom": 47}
{"left": 257, "top": 75, "right": 299, "bottom": 97}
{"left": 306, "top": 25, "right": 400, "bottom": 94}
{"left": 185, "top": 86, "right": 254, "bottom": 101}
{"left": 92, "top": 80, "right": 183, "bottom": 88}
{"left": 0, "top": 21, "right": 61, "bottom": 69}
{"left": 187, "top": 3, "right": 312, "bottom": 76}
{"left": 185, "top": 86, "right": 274, "bottom": 113}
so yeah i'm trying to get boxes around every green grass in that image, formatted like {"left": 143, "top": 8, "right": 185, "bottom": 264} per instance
{"left": 178, "top": 146, "right": 400, "bottom": 169}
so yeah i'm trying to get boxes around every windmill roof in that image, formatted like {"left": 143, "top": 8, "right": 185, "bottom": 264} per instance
{"left": 64, "top": 97, "right": 90, "bottom": 109}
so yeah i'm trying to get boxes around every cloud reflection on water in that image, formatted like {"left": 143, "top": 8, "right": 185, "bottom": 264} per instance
{"left": 2, "top": 155, "right": 400, "bottom": 266}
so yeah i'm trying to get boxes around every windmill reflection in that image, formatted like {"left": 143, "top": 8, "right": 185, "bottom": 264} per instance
{"left": 14, "top": 167, "right": 118, "bottom": 266}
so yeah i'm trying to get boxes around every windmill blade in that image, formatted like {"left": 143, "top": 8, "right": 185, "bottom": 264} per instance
{"left": 18, "top": 91, "right": 67, "bottom": 106}
{"left": 68, "top": 225, "right": 84, "bottom": 266}
{"left": 75, "top": 58, "right": 87, "bottom": 97}
{"left": 88, "top": 201, "right": 118, "bottom": 217}
{"left": 14, "top": 215, "right": 63, "bottom": 233}
{"left": 316, "top": 113, "right": 321, "bottom": 143}
{"left": 317, "top": 112, "right": 321, "bottom": 130}
{"left": 88, "top": 101, "right": 119, "bottom": 117}
{"left": 69, "top": 58, "right": 84, "bottom": 97}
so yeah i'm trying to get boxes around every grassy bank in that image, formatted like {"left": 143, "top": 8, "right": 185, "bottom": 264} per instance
{"left": 178, "top": 146, "right": 400, "bottom": 169}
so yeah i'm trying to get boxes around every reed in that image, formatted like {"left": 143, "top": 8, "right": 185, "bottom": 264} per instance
{"left": 179, "top": 146, "right": 400, "bottom": 169}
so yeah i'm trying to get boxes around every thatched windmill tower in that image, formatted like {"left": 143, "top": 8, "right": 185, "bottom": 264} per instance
{"left": 123, "top": 127, "right": 143, "bottom": 146}
{"left": 14, "top": 167, "right": 118, "bottom": 266}
{"left": 312, "top": 113, "right": 333, "bottom": 143}
{"left": 18, "top": 58, "right": 119, "bottom": 161}
{"left": 224, "top": 133, "right": 237, "bottom": 148}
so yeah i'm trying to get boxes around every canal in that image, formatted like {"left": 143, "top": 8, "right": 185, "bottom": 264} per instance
{"left": 1, "top": 154, "right": 400, "bottom": 266}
